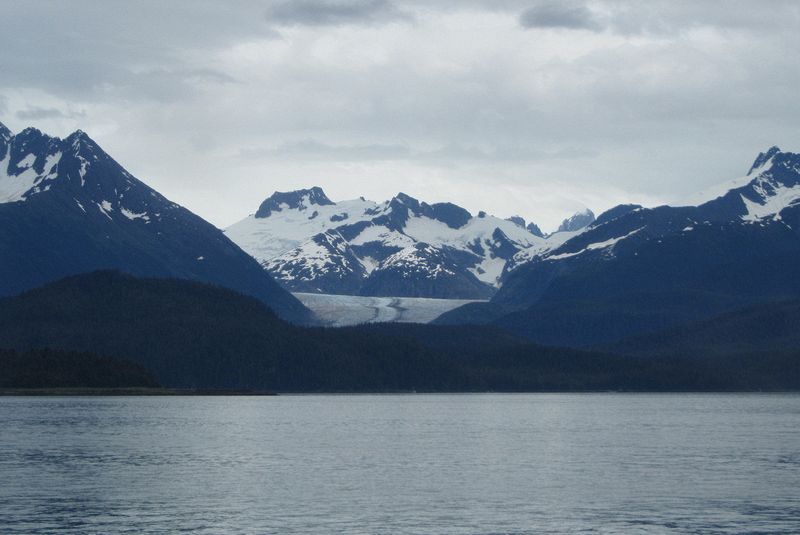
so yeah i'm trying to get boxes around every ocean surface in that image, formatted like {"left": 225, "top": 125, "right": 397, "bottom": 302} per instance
{"left": 0, "top": 394, "right": 798, "bottom": 534}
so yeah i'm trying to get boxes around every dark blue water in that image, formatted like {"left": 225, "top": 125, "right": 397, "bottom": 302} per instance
{"left": 1, "top": 394, "right": 798, "bottom": 534}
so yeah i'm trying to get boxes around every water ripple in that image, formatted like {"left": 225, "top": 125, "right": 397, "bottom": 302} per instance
{"left": 0, "top": 394, "right": 798, "bottom": 534}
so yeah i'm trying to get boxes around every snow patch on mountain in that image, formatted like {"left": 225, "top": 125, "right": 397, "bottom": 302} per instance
{"left": 265, "top": 231, "right": 359, "bottom": 282}
{"left": 546, "top": 227, "right": 644, "bottom": 261}
{"left": 0, "top": 149, "right": 62, "bottom": 203}
{"left": 468, "top": 255, "right": 506, "bottom": 285}
{"left": 740, "top": 182, "right": 800, "bottom": 222}
{"left": 381, "top": 243, "right": 455, "bottom": 279}
{"left": 120, "top": 207, "right": 151, "bottom": 222}
{"left": 226, "top": 195, "right": 379, "bottom": 262}
{"left": 505, "top": 228, "right": 586, "bottom": 272}
{"left": 349, "top": 225, "right": 415, "bottom": 248}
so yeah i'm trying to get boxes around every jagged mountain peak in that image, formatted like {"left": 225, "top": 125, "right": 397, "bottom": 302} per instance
{"left": 748, "top": 146, "right": 782, "bottom": 175}
{"left": 65, "top": 129, "right": 97, "bottom": 150}
{"left": 502, "top": 215, "right": 545, "bottom": 239}
{"left": 392, "top": 191, "right": 418, "bottom": 204}
{"left": 16, "top": 126, "right": 46, "bottom": 138}
{"left": 526, "top": 222, "right": 544, "bottom": 238}
{"left": 506, "top": 215, "right": 526, "bottom": 228}
{"left": 0, "top": 123, "right": 313, "bottom": 324}
{"left": 255, "top": 186, "right": 334, "bottom": 218}
{"left": 389, "top": 192, "right": 422, "bottom": 214}
{"left": 385, "top": 193, "right": 473, "bottom": 230}
{"left": 427, "top": 201, "right": 471, "bottom": 229}
{"left": 1, "top": 126, "right": 68, "bottom": 204}
{"left": 683, "top": 146, "right": 798, "bottom": 208}
{"left": 0, "top": 120, "right": 11, "bottom": 141}
{"left": 557, "top": 208, "right": 595, "bottom": 233}
{"left": 9, "top": 127, "right": 55, "bottom": 154}
{"left": 0, "top": 122, "right": 160, "bottom": 209}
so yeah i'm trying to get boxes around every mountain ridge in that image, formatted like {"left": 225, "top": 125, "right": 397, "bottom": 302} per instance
{"left": 225, "top": 187, "right": 594, "bottom": 298}
{"left": 436, "top": 146, "right": 800, "bottom": 346}
{"left": 0, "top": 121, "right": 312, "bottom": 324}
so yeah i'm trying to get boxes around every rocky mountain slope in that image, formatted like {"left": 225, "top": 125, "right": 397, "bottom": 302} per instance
{"left": 0, "top": 121, "right": 311, "bottom": 324}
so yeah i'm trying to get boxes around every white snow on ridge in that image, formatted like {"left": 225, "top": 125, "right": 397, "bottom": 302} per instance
{"left": 506, "top": 228, "right": 585, "bottom": 271}
{"left": 546, "top": 227, "right": 644, "bottom": 261}
{"left": 672, "top": 151, "right": 800, "bottom": 226}
{"left": 0, "top": 151, "right": 62, "bottom": 204}
{"left": 226, "top": 189, "right": 594, "bottom": 290}
{"left": 740, "top": 184, "right": 800, "bottom": 222}
{"left": 225, "top": 196, "right": 378, "bottom": 263}
{"left": 680, "top": 153, "right": 778, "bottom": 208}
{"left": 403, "top": 213, "right": 543, "bottom": 251}
{"left": 294, "top": 292, "right": 484, "bottom": 327}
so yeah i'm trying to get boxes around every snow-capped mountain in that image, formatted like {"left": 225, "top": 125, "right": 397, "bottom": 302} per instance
{"left": 226, "top": 187, "right": 590, "bottom": 298}
{"left": 0, "top": 121, "right": 311, "bottom": 324}
{"left": 437, "top": 147, "right": 800, "bottom": 346}
{"left": 527, "top": 145, "right": 800, "bottom": 272}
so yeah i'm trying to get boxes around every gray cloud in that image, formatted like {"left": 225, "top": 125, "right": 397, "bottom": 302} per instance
{"left": 16, "top": 106, "right": 85, "bottom": 121}
{"left": 1, "top": 1, "right": 800, "bottom": 230}
{"left": 519, "top": 0, "right": 800, "bottom": 35}
{"left": 241, "top": 139, "right": 597, "bottom": 164}
{"left": 519, "top": 1, "right": 602, "bottom": 31}
{"left": 0, "top": 1, "right": 274, "bottom": 102}
{"left": 241, "top": 140, "right": 412, "bottom": 160}
{"left": 267, "top": 0, "right": 412, "bottom": 26}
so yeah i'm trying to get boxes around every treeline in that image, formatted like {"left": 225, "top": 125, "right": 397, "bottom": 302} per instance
{"left": 0, "top": 271, "right": 797, "bottom": 392}
{"left": 0, "top": 348, "right": 158, "bottom": 389}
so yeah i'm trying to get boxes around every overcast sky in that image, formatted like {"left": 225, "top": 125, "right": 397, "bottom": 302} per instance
{"left": 1, "top": 0, "right": 798, "bottom": 231}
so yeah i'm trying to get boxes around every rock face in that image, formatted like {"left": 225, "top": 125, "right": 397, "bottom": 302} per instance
{"left": 557, "top": 208, "right": 595, "bottom": 232}
{"left": 0, "top": 121, "right": 312, "bottom": 324}
{"left": 436, "top": 147, "right": 800, "bottom": 347}
{"left": 225, "top": 188, "right": 571, "bottom": 299}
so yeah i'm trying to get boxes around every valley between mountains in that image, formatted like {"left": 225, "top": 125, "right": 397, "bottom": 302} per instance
{"left": 1, "top": 120, "right": 799, "bottom": 391}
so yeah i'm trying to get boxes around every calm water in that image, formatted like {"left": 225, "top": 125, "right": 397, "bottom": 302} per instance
{"left": 1, "top": 394, "right": 798, "bottom": 534}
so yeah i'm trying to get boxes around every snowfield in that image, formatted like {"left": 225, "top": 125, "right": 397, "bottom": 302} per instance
{"left": 224, "top": 187, "right": 591, "bottom": 297}
{"left": 294, "top": 293, "right": 483, "bottom": 327}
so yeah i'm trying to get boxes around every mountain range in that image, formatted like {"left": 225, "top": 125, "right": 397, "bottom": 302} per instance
{"left": 225, "top": 188, "right": 595, "bottom": 298}
{"left": 437, "top": 146, "right": 800, "bottom": 346}
{"left": 0, "top": 121, "right": 311, "bottom": 324}
{"left": 2, "top": 119, "right": 799, "bottom": 354}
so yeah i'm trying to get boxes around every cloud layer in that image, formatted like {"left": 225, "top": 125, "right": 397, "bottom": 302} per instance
{"left": 267, "top": 0, "right": 413, "bottom": 26}
{"left": 519, "top": 1, "right": 601, "bottom": 30}
{"left": 1, "top": 1, "right": 798, "bottom": 231}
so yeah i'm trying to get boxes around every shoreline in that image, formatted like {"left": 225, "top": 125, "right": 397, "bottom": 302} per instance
{"left": 2, "top": 388, "right": 798, "bottom": 396}
{"left": 0, "top": 388, "right": 278, "bottom": 396}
